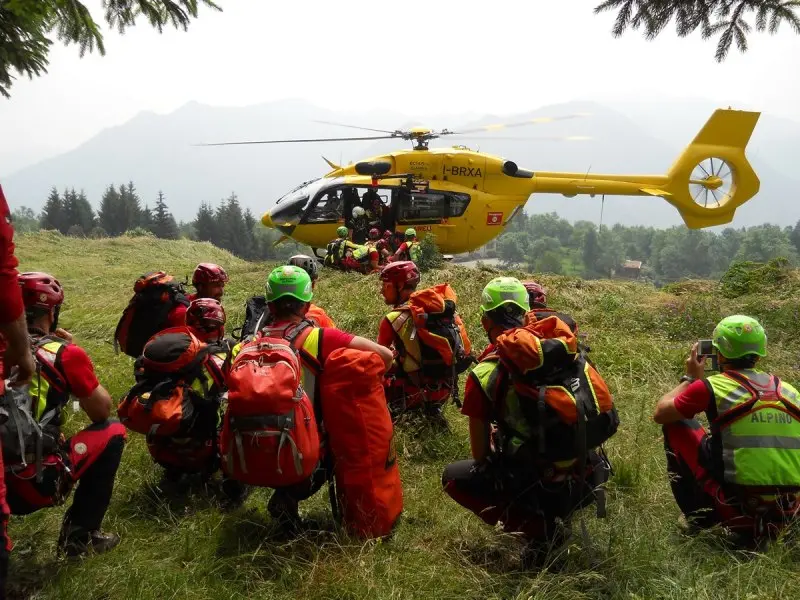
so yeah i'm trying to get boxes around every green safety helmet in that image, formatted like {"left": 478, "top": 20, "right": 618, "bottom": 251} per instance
{"left": 337, "top": 226, "right": 348, "bottom": 238}
{"left": 712, "top": 315, "right": 767, "bottom": 359}
{"left": 405, "top": 227, "right": 417, "bottom": 239}
{"left": 480, "top": 277, "right": 530, "bottom": 313}
{"left": 265, "top": 265, "right": 313, "bottom": 303}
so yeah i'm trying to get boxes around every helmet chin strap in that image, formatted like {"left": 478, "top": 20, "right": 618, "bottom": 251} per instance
{"left": 51, "top": 305, "right": 61, "bottom": 332}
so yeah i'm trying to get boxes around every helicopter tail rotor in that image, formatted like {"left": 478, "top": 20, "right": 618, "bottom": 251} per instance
{"left": 658, "top": 109, "right": 760, "bottom": 228}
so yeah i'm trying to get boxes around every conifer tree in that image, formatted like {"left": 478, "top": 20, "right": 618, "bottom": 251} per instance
{"left": 98, "top": 185, "right": 123, "bottom": 235}
{"left": 40, "top": 187, "right": 66, "bottom": 233}
{"left": 62, "top": 188, "right": 95, "bottom": 234}
{"left": 194, "top": 202, "right": 217, "bottom": 242}
{"left": 119, "top": 181, "right": 142, "bottom": 232}
{"left": 152, "top": 191, "right": 180, "bottom": 239}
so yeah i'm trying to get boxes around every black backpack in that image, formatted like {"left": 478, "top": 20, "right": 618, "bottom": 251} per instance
{"left": 114, "top": 271, "right": 189, "bottom": 357}
{"left": 235, "top": 295, "right": 269, "bottom": 341}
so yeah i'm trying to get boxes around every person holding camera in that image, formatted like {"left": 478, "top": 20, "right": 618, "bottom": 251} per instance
{"left": 653, "top": 315, "right": 800, "bottom": 541}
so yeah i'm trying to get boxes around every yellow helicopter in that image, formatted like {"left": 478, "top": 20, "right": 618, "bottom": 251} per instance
{"left": 202, "top": 109, "right": 760, "bottom": 256}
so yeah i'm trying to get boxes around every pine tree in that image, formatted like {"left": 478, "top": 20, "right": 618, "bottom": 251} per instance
{"left": 119, "top": 181, "right": 142, "bottom": 233}
{"left": 62, "top": 188, "right": 95, "bottom": 234}
{"left": 141, "top": 204, "right": 154, "bottom": 232}
{"left": 215, "top": 193, "right": 251, "bottom": 257}
{"left": 40, "top": 187, "right": 66, "bottom": 233}
{"left": 98, "top": 185, "right": 124, "bottom": 235}
{"left": 243, "top": 208, "right": 258, "bottom": 259}
{"left": 152, "top": 191, "right": 180, "bottom": 240}
{"left": 194, "top": 202, "right": 217, "bottom": 242}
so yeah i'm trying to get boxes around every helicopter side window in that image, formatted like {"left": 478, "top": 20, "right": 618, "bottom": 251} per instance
{"left": 397, "top": 192, "right": 446, "bottom": 224}
{"left": 447, "top": 193, "right": 471, "bottom": 218}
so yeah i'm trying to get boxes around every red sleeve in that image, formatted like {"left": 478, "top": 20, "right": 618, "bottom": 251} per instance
{"left": 318, "top": 327, "right": 355, "bottom": 363}
{"left": 461, "top": 372, "right": 490, "bottom": 420}
{"left": 395, "top": 242, "right": 409, "bottom": 255}
{"left": 673, "top": 379, "right": 713, "bottom": 419}
{"left": 168, "top": 304, "right": 188, "bottom": 327}
{"left": 377, "top": 317, "right": 395, "bottom": 347}
{"left": 60, "top": 344, "right": 100, "bottom": 399}
{"left": 0, "top": 184, "right": 24, "bottom": 324}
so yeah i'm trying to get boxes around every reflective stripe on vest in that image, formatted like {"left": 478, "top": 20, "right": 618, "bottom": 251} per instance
{"left": 709, "top": 370, "right": 800, "bottom": 487}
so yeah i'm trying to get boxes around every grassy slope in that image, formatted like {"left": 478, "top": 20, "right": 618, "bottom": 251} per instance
{"left": 8, "top": 231, "right": 800, "bottom": 600}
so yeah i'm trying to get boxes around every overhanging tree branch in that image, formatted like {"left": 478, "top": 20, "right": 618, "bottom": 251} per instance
{"left": 0, "top": 0, "right": 221, "bottom": 98}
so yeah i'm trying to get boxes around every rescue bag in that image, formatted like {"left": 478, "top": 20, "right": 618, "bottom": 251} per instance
{"left": 321, "top": 348, "right": 402, "bottom": 538}
{"left": 114, "top": 271, "right": 189, "bottom": 357}
{"left": 391, "top": 284, "right": 474, "bottom": 400}
{"left": 117, "top": 327, "right": 211, "bottom": 438}
{"left": 492, "top": 316, "right": 618, "bottom": 462}
{"left": 220, "top": 336, "right": 320, "bottom": 487}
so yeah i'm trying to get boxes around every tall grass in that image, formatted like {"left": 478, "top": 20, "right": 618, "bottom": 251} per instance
{"left": 7, "top": 231, "right": 800, "bottom": 599}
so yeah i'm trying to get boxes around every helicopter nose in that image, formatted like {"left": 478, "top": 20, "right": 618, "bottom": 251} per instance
{"left": 261, "top": 211, "right": 274, "bottom": 229}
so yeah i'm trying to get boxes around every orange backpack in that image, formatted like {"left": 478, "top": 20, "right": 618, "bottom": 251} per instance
{"left": 220, "top": 336, "right": 320, "bottom": 488}
{"left": 321, "top": 348, "right": 402, "bottom": 538}
{"left": 490, "top": 316, "right": 618, "bottom": 461}
{"left": 391, "top": 283, "right": 474, "bottom": 401}
{"left": 118, "top": 327, "right": 212, "bottom": 437}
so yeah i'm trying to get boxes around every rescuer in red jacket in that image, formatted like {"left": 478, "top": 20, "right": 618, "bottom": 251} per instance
{"left": 0, "top": 183, "right": 36, "bottom": 599}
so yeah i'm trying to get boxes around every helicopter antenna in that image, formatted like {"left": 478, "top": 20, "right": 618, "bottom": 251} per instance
{"left": 584, "top": 164, "right": 592, "bottom": 180}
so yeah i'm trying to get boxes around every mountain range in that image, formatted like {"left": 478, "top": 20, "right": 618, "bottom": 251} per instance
{"left": 2, "top": 99, "right": 798, "bottom": 228}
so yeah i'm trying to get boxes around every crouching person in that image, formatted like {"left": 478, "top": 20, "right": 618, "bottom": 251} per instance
{"left": 3, "top": 273, "right": 126, "bottom": 556}
{"left": 222, "top": 266, "right": 397, "bottom": 533}
{"left": 118, "top": 300, "right": 229, "bottom": 485}
{"left": 654, "top": 315, "right": 800, "bottom": 541}
{"left": 442, "top": 277, "right": 617, "bottom": 567}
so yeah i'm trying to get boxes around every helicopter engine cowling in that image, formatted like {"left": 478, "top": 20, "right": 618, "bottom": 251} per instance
{"left": 355, "top": 161, "right": 392, "bottom": 176}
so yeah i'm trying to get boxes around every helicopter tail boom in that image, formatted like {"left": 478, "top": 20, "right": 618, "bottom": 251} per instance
{"left": 530, "top": 109, "right": 760, "bottom": 228}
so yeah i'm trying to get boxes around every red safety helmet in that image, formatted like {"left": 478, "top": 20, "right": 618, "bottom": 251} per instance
{"left": 522, "top": 281, "right": 547, "bottom": 308}
{"left": 380, "top": 261, "right": 420, "bottom": 289}
{"left": 368, "top": 228, "right": 381, "bottom": 240}
{"left": 186, "top": 298, "right": 226, "bottom": 336}
{"left": 18, "top": 272, "right": 64, "bottom": 309}
{"left": 192, "top": 263, "right": 229, "bottom": 286}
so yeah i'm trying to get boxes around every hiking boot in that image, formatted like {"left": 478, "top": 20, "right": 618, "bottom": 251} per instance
{"left": 267, "top": 491, "right": 302, "bottom": 531}
{"left": 521, "top": 523, "right": 572, "bottom": 570}
{"left": 57, "top": 525, "right": 121, "bottom": 558}
{"left": 220, "top": 479, "right": 251, "bottom": 511}
{"left": 424, "top": 404, "right": 450, "bottom": 431}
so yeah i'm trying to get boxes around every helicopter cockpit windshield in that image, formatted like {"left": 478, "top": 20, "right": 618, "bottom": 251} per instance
{"left": 269, "top": 178, "right": 332, "bottom": 228}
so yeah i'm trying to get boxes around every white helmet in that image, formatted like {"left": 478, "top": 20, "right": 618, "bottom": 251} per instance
{"left": 352, "top": 206, "right": 365, "bottom": 218}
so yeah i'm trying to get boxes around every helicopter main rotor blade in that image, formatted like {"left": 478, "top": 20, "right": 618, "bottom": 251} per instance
{"left": 312, "top": 120, "right": 398, "bottom": 135}
{"left": 446, "top": 113, "right": 591, "bottom": 135}
{"left": 445, "top": 135, "right": 593, "bottom": 141}
{"left": 197, "top": 135, "right": 397, "bottom": 146}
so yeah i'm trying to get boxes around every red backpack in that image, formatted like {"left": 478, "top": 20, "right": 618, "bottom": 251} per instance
{"left": 220, "top": 336, "right": 320, "bottom": 487}
{"left": 114, "top": 271, "right": 189, "bottom": 358}
{"left": 117, "top": 327, "right": 211, "bottom": 437}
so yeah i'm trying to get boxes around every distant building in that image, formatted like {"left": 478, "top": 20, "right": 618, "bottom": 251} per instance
{"left": 618, "top": 259, "right": 643, "bottom": 279}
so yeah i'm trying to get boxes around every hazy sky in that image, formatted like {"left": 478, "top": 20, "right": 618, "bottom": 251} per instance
{"left": 2, "top": 0, "right": 799, "bottom": 175}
